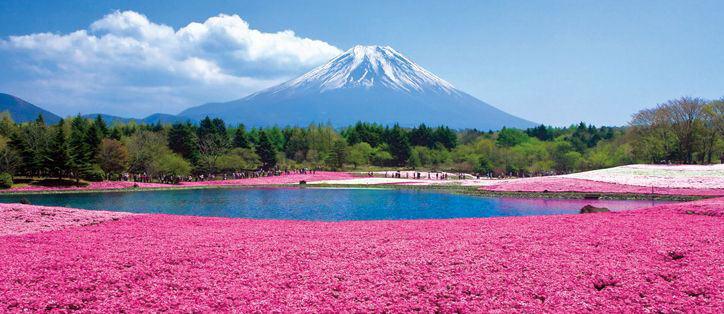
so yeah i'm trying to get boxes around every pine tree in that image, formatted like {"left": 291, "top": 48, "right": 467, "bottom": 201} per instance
{"left": 410, "top": 123, "right": 434, "bottom": 148}
{"left": 35, "top": 114, "right": 45, "bottom": 126}
{"left": 197, "top": 116, "right": 214, "bottom": 139}
{"left": 256, "top": 130, "right": 277, "bottom": 170}
{"left": 168, "top": 122, "right": 199, "bottom": 162}
{"left": 94, "top": 115, "right": 109, "bottom": 137}
{"left": 69, "top": 116, "right": 93, "bottom": 180}
{"left": 48, "top": 121, "right": 71, "bottom": 178}
{"left": 433, "top": 126, "right": 457, "bottom": 149}
{"left": 327, "top": 139, "right": 347, "bottom": 170}
{"left": 233, "top": 124, "right": 250, "bottom": 148}
{"left": 109, "top": 127, "right": 122, "bottom": 140}
{"left": 9, "top": 122, "right": 50, "bottom": 176}
{"left": 86, "top": 121, "right": 104, "bottom": 159}
{"left": 211, "top": 118, "right": 228, "bottom": 143}
{"left": 386, "top": 124, "right": 410, "bottom": 166}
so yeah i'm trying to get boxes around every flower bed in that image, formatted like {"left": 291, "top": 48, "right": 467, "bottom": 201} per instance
{"left": 310, "top": 177, "right": 418, "bottom": 185}
{"left": 637, "top": 197, "right": 724, "bottom": 217}
{"left": 563, "top": 164, "right": 724, "bottom": 189}
{"left": 0, "top": 203, "right": 135, "bottom": 236}
{"left": 1, "top": 172, "right": 356, "bottom": 193}
{"left": 481, "top": 177, "right": 724, "bottom": 196}
{"left": 3, "top": 181, "right": 173, "bottom": 192}
{"left": 1, "top": 199, "right": 721, "bottom": 312}
{"left": 178, "top": 171, "right": 355, "bottom": 186}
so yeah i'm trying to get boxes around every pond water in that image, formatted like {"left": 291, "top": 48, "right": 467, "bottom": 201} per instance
{"left": 0, "top": 188, "right": 676, "bottom": 221}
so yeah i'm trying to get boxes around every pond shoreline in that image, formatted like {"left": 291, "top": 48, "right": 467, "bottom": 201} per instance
{"left": 0, "top": 182, "right": 706, "bottom": 202}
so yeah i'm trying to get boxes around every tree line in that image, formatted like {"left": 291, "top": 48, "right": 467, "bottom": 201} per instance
{"left": 629, "top": 97, "right": 723, "bottom": 164}
{"left": 0, "top": 96, "right": 721, "bottom": 185}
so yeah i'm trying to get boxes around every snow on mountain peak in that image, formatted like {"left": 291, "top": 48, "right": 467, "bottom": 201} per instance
{"left": 279, "top": 45, "right": 458, "bottom": 94}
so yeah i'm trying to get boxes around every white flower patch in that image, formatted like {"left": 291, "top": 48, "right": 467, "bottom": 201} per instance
{"left": 563, "top": 164, "right": 724, "bottom": 189}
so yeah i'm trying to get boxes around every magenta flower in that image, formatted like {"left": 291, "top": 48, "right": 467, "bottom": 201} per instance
{"left": 1, "top": 198, "right": 722, "bottom": 312}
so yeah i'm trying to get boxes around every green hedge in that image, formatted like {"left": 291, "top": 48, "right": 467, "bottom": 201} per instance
{"left": 84, "top": 167, "right": 106, "bottom": 182}
{"left": 0, "top": 173, "right": 13, "bottom": 189}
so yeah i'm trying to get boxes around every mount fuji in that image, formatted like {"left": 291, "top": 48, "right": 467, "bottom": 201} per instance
{"left": 180, "top": 45, "right": 535, "bottom": 129}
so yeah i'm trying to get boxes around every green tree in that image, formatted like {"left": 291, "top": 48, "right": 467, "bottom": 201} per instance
{"left": 151, "top": 152, "right": 192, "bottom": 177}
{"left": 385, "top": 125, "right": 410, "bottom": 166}
{"left": 347, "top": 142, "right": 373, "bottom": 168}
{"left": 284, "top": 128, "right": 308, "bottom": 162}
{"left": 197, "top": 116, "right": 215, "bottom": 139}
{"left": 68, "top": 116, "right": 93, "bottom": 180}
{"left": 86, "top": 119, "right": 105, "bottom": 159}
{"left": 326, "top": 139, "right": 348, "bottom": 170}
{"left": 47, "top": 122, "right": 71, "bottom": 178}
{"left": 168, "top": 122, "right": 199, "bottom": 162}
{"left": 124, "top": 130, "right": 168, "bottom": 174}
{"left": 409, "top": 124, "right": 435, "bottom": 148}
{"left": 343, "top": 121, "right": 384, "bottom": 147}
{"left": 475, "top": 156, "right": 493, "bottom": 175}
{"left": 97, "top": 139, "right": 129, "bottom": 178}
{"left": 408, "top": 146, "right": 433, "bottom": 169}
{"left": 232, "top": 124, "right": 251, "bottom": 148}
{"left": 433, "top": 126, "right": 458, "bottom": 149}
{"left": 109, "top": 127, "right": 123, "bottom": 140}
{"left": 256, "top": 130, "right": 277, "bottom": 170}
{"left": 0, "top": 144, "right": 19, "bottom": 176}
{"left": 197, "top": 132, "right": 229, "bottom": 174}
{"left": 94, "top": 115, "right": 109, "bottom": 137}
{"left": 217, "top": 148, "right": 261, "bottom": 171}
{"left": 0, "top": 112, "right": 16, "bottom": 137}
{"left": 496, "top": 128, "right": 529, "bottom": 147}
{"left": 9, "top": 121, "right": 50, "bottom": 176}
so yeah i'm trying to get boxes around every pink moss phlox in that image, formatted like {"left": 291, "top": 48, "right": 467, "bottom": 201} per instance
{"left": 1, "top": 199, "right": 721, "bottom": 312}
{"left": 2, "top": 172, "right": 355, "bottom": 193}
{"left": 4, "top": 181, "right": 172, "bottom": 193}
{"left": 634, "top": 197, "right": 724, "bottom": 217}
{"left": 0, "top": 203, "right": 135, "bottom": 236}
{"left": 481, "top": 177, "right": 724, "bottom": 196}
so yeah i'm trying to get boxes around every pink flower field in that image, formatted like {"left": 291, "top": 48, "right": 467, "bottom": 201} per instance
{"left": 1, "top": 199, "right": 722, "bottom": 312}
{"left": 481, "top": 177, "right": 724, "bottom": 196}
{"left": 0, "top": 203, "right": 134, "bottom": 236}
{"left": 3, "top": 181, "right": 174, "bottom": 193}
{"left": 2, "top": 172, "right": 355, "bottom": 193}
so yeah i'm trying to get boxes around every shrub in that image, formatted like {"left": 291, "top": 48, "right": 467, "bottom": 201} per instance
{"left": 0, "top": 172, "right": 12, "bottom": 189}
{"left": 84, "top": 167, "right": 106, "bottom": 182}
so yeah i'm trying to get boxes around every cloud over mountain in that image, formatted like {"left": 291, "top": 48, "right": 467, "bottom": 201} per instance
{"left": 0, "top": 11, "right": 341, "bottom": 117}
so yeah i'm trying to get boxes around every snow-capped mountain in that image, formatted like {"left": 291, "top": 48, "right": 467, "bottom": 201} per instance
{"left": 277, "top": 45, "right": 456, "bottom": 94}
{"left": 180, "top": 45, "right": 535, "bottom": 129}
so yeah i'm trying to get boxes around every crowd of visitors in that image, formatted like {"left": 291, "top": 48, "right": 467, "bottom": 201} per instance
{"left": 120, "top": 168, "right": 318, "bottom": 185}
{"left": 379, "top": 171, "right": 470, "bottom": 180}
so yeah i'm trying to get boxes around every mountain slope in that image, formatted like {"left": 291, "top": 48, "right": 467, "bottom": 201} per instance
{"left": 180, "top": 45, "right": 535, "bottom": 129}
{"left": 0, "top": 93, "right": 61, "bottom": 124}
{"left": 81, "top": 113, "right": 192, "bottom": 125}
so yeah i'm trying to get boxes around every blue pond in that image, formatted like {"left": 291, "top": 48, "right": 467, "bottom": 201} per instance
{"left": 0, "top": 188, "right": 674, "bottom": 221}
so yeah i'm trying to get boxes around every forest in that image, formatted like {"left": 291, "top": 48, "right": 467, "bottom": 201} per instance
{"left": 0, "top": 96, "right": 721, "bottom": 186}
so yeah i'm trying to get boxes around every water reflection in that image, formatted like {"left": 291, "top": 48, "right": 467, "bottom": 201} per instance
{"left": 0, "top": 188, "right": 676, "bottom": 221}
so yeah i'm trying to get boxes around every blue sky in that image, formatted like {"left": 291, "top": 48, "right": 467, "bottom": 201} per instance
{"left": 0, "top": 0, "right": 722, "bottom": 126}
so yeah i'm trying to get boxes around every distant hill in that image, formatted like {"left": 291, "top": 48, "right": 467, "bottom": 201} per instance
{"left": 180, "top": 45, "right": 536, "bottom": 129}
{"left": 0, "top": 93, "right": 61, "bottom": 124}
{"left": 81, "top": 113, "right": 193, "bottom": 125}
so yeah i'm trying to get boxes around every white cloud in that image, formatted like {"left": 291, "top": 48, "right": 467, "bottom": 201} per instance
{"left": 0, "top": 10, "right": 341, "bottom": 117}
